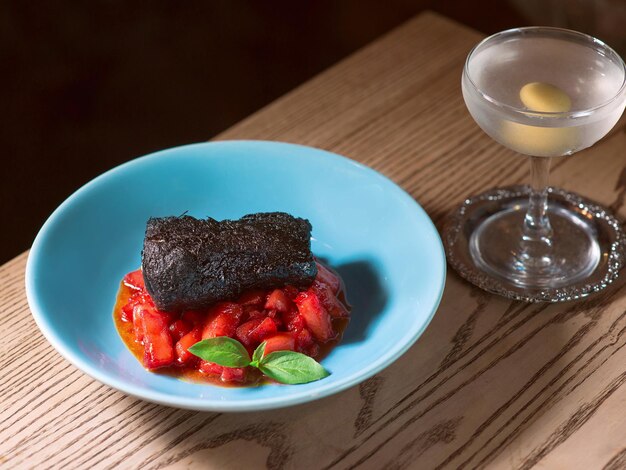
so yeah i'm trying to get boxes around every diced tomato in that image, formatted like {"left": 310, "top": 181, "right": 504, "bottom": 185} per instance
{"left": 282, "top": 285, "right": 300, "bottom": 300}
{"left": 123, "top": 269, "right": 146, "bottom": 292}
{"left": 266, "top": 309, "right": 284, "bottom": 329}
{"left": 237, "top": 289, "right": 267, "bottom": 306}
{"left": 315, "top": 262, "right": 340, "bottom": 294}
{"left": 221, "top": 367, "right": 247, "bottom": 383}
{"left": 121, "top": 303, "right": 134, "bottom": 322}
{"left": 295, "top": 328, "right": 319, "bottom": 356}
{"left": 175, "top": 327, "right": 202, "bottom": 365}
{"left": 169, "top": 318, "right": 192, "bottom": 341}
{"left": 125, "top": 290, "right": 154, "bottom": 326}
{"left": 265, "top": 289, "right": 292, "bottom": 313}
{"left": 136, "top": 293, "right": 156, "bottom": 311}
{"left": 156, "top": 310, "right": 175, "bottom": 325}
{"left": 246, "top": 309, "right": 266, "bottom": 321}
{"left": 263, "top": 333, "right": 296, "bottom": 356}
{"left": 282, "top": 309, "right": 306, "bottom": 333}
{"left": 182, "top": 310, "right": 205, "bottom": 326}
{"left": 295, "top": 328, "right": 314, "bottom": 352}
{"left": 202, "top": 302, "right": 244, "bottom": 339}
{"left": 132, "top": 305, "right": 146, "bottom": 342}
{"left": 137, "top": 305, "right": 175, "bottom": 369}
{"left": 199, "top": 360, "right": 223, "bottom": 376}
{"left": 295, "top": 290, "right": 335, "bottom": 342}
{"left": 236, "top": 319, "right": 263, "bottom": 349}
{"left": 200, "top": 361, "right": 248, "bottom": 384}
{"left": 252, "top": 317, "right": 278, "bottom": 342}
{"left": 236, "top": 317, "right": 278, "bottom": 349}
{"left": 312, "top": 281, "right": 349, "bottom": 318}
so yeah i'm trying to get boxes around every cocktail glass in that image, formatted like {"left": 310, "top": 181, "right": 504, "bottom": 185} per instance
{"left": 444, "top": 27, "right": 626, "bottom": 302}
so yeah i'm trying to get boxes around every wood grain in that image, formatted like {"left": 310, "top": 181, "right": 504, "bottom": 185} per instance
{"left": 3, "top": 11, "right": 626, "bottom": 469}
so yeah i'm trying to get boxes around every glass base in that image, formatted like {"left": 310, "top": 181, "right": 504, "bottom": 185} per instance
{"left": 470, "top": 205, "right": 601, "bottom": 289}
{"left": 443, "top": 186, "right": 626, "bottom": 302}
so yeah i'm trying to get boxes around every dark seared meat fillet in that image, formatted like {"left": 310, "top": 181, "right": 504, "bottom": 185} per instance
{"left": 141, "top": 212, "right": 317, "bottom": 311}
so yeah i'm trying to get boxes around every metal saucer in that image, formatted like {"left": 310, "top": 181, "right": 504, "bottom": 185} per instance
{"left": 443, "top": 185, "right": 626, "bottom": 302}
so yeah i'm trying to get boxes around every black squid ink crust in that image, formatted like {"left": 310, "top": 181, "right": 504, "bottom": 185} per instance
{"left": 141, "top": 212, "right": 317, "bottom": 311}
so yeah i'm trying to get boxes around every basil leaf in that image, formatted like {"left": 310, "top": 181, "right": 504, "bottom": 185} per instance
{"left": 251, "top": 341, "right": 267, "bottom": 368}
{"left": 188, "top": 337, "right": 251, "bottom": 368}
{"left": 259, "top": 351, "right": 330, "bottom": 385}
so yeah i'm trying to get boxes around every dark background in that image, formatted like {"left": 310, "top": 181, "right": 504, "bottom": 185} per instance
{"left": 2, "top": 0, "right": 624, "bottom": 264}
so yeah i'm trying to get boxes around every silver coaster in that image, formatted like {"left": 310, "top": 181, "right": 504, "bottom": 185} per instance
{"left": 443, "top": 186, "right": 626, "bottom": 302}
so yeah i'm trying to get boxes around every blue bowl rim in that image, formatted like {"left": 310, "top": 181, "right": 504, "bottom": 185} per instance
{"left": 25, "top": 140, "right": 446, "bottom": 412}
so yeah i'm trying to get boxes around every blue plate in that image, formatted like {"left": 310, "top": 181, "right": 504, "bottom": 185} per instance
{"left": 26, "top": 141, "right": 445, "bottom": 411}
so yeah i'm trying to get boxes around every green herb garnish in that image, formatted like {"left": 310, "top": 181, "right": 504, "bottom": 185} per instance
{"left": 188, "top": 336, "right": 251, "bottom": 368}
{"left": 188, "top": 338, "right": 330, "bottom": 385}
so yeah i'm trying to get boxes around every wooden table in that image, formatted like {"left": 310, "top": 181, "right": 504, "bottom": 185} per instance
{"left": 3, "top": 12, "right": 626, "bottom": 469}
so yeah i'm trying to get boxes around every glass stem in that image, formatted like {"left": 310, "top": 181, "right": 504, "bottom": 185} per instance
{"left": 519, "top": 156, "right": 553, "bottom": 269}
{"left": 524, "top": 156, "right": 553, "bottom": 242}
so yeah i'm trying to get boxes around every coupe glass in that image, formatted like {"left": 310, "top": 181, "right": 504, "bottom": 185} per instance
{"left": 444, "top": 27, "right": 626, "bottom": 302}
